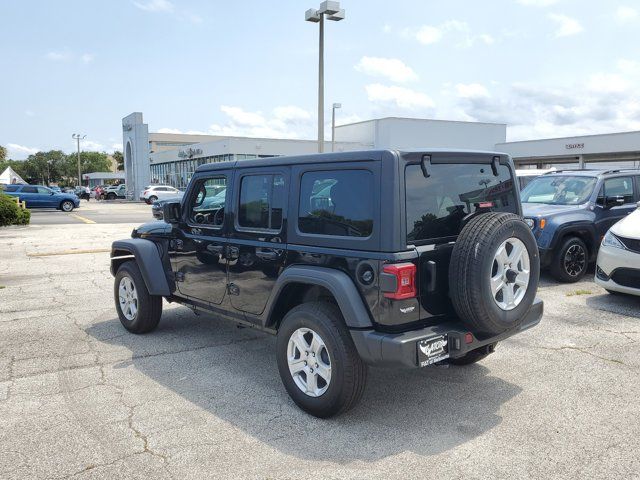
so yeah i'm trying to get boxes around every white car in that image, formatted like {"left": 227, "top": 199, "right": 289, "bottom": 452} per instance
{"left": 595, "top": 206, "right": 640, "bottom": 296}
{"left": 139, "top": 185, "right": 183, "bottom": 204}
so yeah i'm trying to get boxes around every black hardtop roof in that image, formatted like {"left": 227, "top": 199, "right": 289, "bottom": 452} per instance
{"left": 195, "top": 148, "right": 510, "bottom": 173}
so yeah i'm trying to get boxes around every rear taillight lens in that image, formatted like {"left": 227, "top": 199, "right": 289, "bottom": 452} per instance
{"left": 383, "top": 263, "right": 417, "bottom": 300}
{"left": 143, "top": 190, "right": 148, "bottom": 195}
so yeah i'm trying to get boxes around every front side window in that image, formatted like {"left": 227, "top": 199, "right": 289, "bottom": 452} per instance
{"left": 521, "top": 175, "right": 597, "bottom": 205}
{"left": 298, "top": 170, "right": 373, "bottom": 238}
{"left": 37, "top": 187, "right": 51, "bottom": 194}
{"left": 600, "top": 176, "right": 635, "bottom": 204}
{"left": 190, "top": 177, "right": 227, "bottom": 226}
{"left": 406, "top": 162, "right": 517, "bottom": 243}
{"left": 238, "top": 174, "right": 284, "bottom": 230}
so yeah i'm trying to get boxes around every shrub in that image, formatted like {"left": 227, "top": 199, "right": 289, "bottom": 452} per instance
{"left": 0, "top": 194, "right": 30, "bottom": 226}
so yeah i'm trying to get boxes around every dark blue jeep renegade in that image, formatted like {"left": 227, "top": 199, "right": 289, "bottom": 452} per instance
{"left": 111, "top": 150, "right": 543, "bottom": 417}
{"left": 521, "top": 169, "right": 640, "bottom": 282}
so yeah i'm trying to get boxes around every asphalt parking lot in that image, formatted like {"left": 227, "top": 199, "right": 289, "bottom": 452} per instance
{"left": 28, "top": 200, "right": 153, "bottom": 225}
{"left": 0, "top": 206, "right": 638, "bottom": 479}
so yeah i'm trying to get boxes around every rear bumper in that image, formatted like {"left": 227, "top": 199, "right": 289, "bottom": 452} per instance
{"left": 350, "top": 298, "right": 544, "bottom": 368}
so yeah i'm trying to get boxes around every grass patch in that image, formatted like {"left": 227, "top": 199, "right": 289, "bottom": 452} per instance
{"left": 566, "top": 289, "right": 592, "bottom": 297}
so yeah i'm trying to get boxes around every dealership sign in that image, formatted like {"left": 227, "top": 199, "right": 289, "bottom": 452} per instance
{"left": 565, "top": 143, "right": 585, "bottom": 150}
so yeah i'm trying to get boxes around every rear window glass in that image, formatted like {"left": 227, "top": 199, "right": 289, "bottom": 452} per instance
{"left": 298, "top": 170, "right": 373, "bottom": 238}
{"left": 406, "top": 163, "right": 517, "bottom": 244}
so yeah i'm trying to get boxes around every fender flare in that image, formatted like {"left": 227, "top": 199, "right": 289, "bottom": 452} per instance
{"left": 110, "top": 239, "right": 171, "bottom": 296}
{"left": 265, "top": 265, "right": 373, "bottom": 329}
{"left": 549, "top": 222, "right": 599, "bottom": 259}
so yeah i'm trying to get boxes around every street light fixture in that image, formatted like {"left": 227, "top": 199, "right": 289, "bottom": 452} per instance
{"left": 72, "top": 133, "right": 86, "bottom": 186}
{"left": 305, "top": 1, "right": 345, "bottom": 153}
{"left": 331, "top": 102, "right": 341, "bottom": 152}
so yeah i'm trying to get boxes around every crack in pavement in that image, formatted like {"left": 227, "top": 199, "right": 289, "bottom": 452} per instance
{"left": 534, "top": 344, "right": 637, "bottom": 371}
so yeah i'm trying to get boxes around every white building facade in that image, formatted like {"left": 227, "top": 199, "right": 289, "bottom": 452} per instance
{"left": 122, "top": 111, "right": 640, "bottom": 196}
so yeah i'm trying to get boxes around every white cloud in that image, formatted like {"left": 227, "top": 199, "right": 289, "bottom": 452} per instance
{"left": 81, "top": 53, "right": 94, "bottom": 64}
{"left": 615, "top": 6, "right": 638, "bottom": 23}
{"left": 45, "top": 51, "right": 72, "bottom": 62}
{"left": 6, "top": 143, "right": 39, "bottom": 159}
{"left": 79, "top": 140, "right": 106, "bottom": 152}
{"left": 382, "top": 24, "right": 392, "bottom": 34}
{"left": 455, "top": 83, "right": 490, "bottom": 99}
{"left": 133, "top": 0, "right": 173, "bottom": 12}
{"left": 25, "top": 110, "right": 35, "bottom": 117}
{"left": 365, "top": 84, "right": 434, "bottom": 109}
{"left": 111, "top": 143, "right": 123, "bottom": 152}
{"left": 408, "top": 21, "right": 495, "bottom": 48}
{"left": 355, "top": 56, "right": 418, "bottom": 83}
{"left": 617, "top": 58, "right": 640, "bottom": 75}
{"left": 586, "top": 73, "right": 630, "bottom": 93}
{"left": 273, "top": 105, "right": 313, "bottom": 122}
{"left": 159, "top": 105, "right": 317, "bottom": 140}
{"left": 415, "top": 25, "right": 444, "bottom": 45}
{"left": 548, "top": 14, "right": 584, "bottom": 37}
{"left": 517, "top": 0, "right": 560, "bottom": 6}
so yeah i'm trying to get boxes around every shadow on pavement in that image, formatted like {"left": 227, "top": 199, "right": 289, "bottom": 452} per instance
{"left": 586, "top": 292, "right": 640, "bottom": 319}
{"left": 87, "top": 307, "right": 521, "bottom": 462}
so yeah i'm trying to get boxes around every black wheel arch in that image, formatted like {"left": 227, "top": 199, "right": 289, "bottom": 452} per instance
{"left": 110, "top": 239, "right": 173, "bottom": 296}
{"left": 549, "top": 222, "right": 598, "bottom": 262}
{"left": 264, "top": 266, "right": 374, "bottom": 330}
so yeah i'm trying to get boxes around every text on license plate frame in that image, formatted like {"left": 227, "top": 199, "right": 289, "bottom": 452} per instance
{"left": 417, "top": 334, "right": 449, "bottom": 367}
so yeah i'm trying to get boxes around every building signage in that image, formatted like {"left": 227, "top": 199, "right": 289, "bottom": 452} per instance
{"left": 565, "top": 143, "right": 584, "bottom": 150}
{"left": 178, "top": 147, "right": 203, "bottom": 158}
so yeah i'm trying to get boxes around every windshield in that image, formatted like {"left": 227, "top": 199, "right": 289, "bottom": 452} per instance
{"left": 521, "top": 175, "right": 597, "bottom": 205}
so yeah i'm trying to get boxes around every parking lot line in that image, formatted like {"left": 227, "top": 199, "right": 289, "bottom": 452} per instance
{"left": 69, "top": 213, "right": 96, "bottom": 224}
{"left": 27, "top": 248, "right": 111, "bottom": 257}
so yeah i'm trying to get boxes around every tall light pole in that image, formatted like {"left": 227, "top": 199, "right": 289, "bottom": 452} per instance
{"left": 331, "top": 102, "right": 341, "bottom": 152}
{"left": 72, "top": 134, "right": 86, "bottom": 186}
{"left": 305, "top": 1, "right": 345, "bottom": 153}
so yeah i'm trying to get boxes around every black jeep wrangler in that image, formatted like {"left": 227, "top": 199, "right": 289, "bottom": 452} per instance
{"left": 110, "top": 150, "right": 543, "bottom": 417}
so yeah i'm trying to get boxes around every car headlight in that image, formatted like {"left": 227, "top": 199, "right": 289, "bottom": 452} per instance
{"left": 524, "top": 218, "right": 535, "bottom": 229}
{"left": 602, "top": 231, "right": 625, "bottom": 249}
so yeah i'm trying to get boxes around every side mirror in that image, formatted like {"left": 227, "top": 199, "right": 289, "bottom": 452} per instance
{"left": 163, "top": 201, "right": 181, "bottom": 224}
{"left": 50, "top": 191, "right": 55, "bottom": 195}
{"left": 604, "top": 195, "right": 625, "bottom": 210}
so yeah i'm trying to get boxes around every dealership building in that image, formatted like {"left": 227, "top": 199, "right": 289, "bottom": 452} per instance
{"left": 121, "top": 112, "right": 640, "bottom": 197}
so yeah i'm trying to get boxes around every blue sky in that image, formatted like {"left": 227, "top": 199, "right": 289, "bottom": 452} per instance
{"left": 2, "top": 0, "right": 640, "bottom": 159}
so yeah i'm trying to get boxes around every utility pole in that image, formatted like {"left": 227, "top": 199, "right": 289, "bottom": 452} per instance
{"left": 72, "top": 134, "right": 86, "bottom": 186}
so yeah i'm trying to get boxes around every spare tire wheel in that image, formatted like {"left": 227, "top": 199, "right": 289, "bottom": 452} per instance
{"left": 448, "top": 212, "right": 540, "bottom": 336}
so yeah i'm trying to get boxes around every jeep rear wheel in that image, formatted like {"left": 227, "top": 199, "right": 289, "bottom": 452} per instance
{"left": 449, "top": 213, "right": 540, "bottom": 336}
{"left": 276, "top": 302, "right": 367, "bottom": 418}
{"left": 114, "top": 261, "right": 162, "bottom": 334}
{"left": 550, "top": 237, "right": 588, "bottom": 283}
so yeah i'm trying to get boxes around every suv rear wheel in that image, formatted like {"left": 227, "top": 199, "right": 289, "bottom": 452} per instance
{"left": 114, "top": 261, "right": 162, "bottom": 333}
{"left": 276, "top": 302, "right": 367, "bottom": 418}
{"left": 550, "top": 236, "right": 588, "bottom": 283}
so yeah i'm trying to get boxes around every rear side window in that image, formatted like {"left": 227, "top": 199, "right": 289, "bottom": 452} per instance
{"left": 22, "top": 186, "right": 37, "bottom": 193}
{"left": 238, "top": 174, "right": 284, "bottom": 231}
{"left": 406, "top": 163, "right": 517, "bottom": 244}
{"left": 298, "top": 170, "right": 373, "bottom": 238}
{"left": 3, "top": 185, "right": 19, "bottom": 192}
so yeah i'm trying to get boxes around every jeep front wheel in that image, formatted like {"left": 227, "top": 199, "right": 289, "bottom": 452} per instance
{"left": 114, "top": 261, "right": 162, "bottom": 333}
{"left": 276, "top": 302, "right": 367, "bottom": 418}
{"left": 550, "top": 237, "right": 588, "bottom": 283}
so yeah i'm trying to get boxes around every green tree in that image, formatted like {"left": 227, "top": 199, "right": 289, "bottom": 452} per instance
{"left": 63, "top": 151, "right": 112, "bottom": 184}
{"left": 112, "top": 151, "right": 124, "bottom": 171}
{"left": 0, "top": 145, "right": 6, "bottom": 162}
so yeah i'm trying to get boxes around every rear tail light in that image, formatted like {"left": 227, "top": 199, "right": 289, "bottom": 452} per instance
{"left": 143, "top": 190, "right": 148, "bottom": 195}
{"left": 383, "top": 263, "right": 417, "bottom": 300}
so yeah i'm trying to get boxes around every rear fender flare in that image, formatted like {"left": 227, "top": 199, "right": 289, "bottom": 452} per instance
{"left": 110, "top": 239, "right": 171, "bottom": 296}
{"left": 265, "top": 266, "right": 373, "bottom": 329}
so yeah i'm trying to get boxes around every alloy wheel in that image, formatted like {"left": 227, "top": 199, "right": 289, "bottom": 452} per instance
{"left": 287, "top": 327, "right": 332, "bottom": 397}
{"left": 564, "top": 244, "right": 586, "bottom": 277}
{"left": 118, "top": 276, "right": 138, "bottom": 321}
{"left": 490, "top": 237, "right": 530, "bottom": 311}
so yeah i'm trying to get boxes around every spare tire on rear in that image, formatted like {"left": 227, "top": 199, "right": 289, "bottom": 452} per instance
{"left": 449, "top": 212, "right": 539, "bottom": 336}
